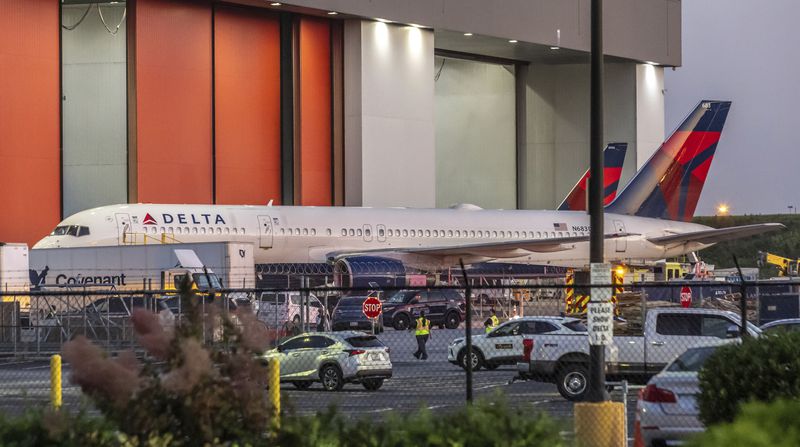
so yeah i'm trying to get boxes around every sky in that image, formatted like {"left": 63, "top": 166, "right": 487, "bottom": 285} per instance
{"left": 664, "top": 0, "right": 800, "bottom": 216}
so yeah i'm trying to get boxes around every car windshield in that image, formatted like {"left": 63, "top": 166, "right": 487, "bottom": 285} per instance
{"left": 666, "top": 346, "right": 718, "bottom": 372}
{"left": 346, "top": 336, "right": 384, "bottom": 348}
{"left": 386, "top": 291, "right": 416, "bottom": 303}
{"left": 192, "top": 273, "right": 222, "bottom": 290}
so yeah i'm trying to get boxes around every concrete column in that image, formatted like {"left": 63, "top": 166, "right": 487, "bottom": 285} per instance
{"left": 635, "top": 64, "right": 665, "bottom": 168}
{"left": 343, "top": 20, "right": 435, "bottom": 207}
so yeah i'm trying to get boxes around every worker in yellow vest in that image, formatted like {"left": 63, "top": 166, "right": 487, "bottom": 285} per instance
{"left": 485, "top": 308, "right": 500, "bottom": 333}
{"left": 413, "top": 311, "right": 431, "bottom": 360}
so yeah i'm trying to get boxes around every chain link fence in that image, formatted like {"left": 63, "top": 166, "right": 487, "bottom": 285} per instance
{"left": 2, "top": 275, "right": 800, "bottom": 445}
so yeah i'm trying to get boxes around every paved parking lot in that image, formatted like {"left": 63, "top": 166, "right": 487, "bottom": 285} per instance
{"left": 0, "top": 328, "right": 638, "bottom": 438}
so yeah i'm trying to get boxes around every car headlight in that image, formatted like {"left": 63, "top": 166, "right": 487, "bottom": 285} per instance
{"left": 450, "top": 338, "right": 464, "bottom": 346}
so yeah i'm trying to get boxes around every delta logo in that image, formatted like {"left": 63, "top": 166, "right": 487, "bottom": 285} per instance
{"left": 140, "top": 212, "right": 227, "bottom": 226}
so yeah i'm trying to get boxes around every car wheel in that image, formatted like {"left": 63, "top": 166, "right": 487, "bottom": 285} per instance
{"left": 457, "top": 349, "right": 484, "bottom": 371}
{"left": 444, "top": 311, "right": 460, "bottom": 329}
{"left": 393, "top": 314, "right": 410, "bottom": 331}
{"left": 362, "top": 378, "right": 384, "bottom": 391}
{"left": 292, "top": 381, "right": 312, "bottom": 390}
{"left": 556, "top": 363, "right": 589, "bottom": 401}
{"left": 320, "top": 365, "right": 344, "bottom": 391}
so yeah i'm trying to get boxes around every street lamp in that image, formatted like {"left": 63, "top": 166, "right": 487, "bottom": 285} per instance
{"left": 789, "top": 205, "right": 794, "bottom": 215}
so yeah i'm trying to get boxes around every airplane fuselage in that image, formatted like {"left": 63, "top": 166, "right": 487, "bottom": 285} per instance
{"left": 33, "top": 204, "right": 713, "bottom": 269}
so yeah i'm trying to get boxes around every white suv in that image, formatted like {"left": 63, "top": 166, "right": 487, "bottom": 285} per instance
{"left": 260, "top": 331, "right": 392, "bottom": 391}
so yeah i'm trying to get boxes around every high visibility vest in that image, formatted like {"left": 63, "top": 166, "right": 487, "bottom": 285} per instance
{"left": 415, "top": 317, "right": 430, "bottom": 336}
{"left": 490, "top": 315, "right": 500, "bottom": 327}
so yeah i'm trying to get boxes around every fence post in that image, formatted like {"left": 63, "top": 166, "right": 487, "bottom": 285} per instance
{"left": 50, "top": 354, "right": 62, "bottom": 409}
{"left": 733, "top": 256, "right": 749, "bottom": 336}
{"left": 268, "top": 358, "right": 281, "bottom": 428}
{"left": 459, "top": 260, "right": 473, "bottom": 404}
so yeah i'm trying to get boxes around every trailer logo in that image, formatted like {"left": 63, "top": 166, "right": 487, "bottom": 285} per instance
{"left": 143, "top": 213, "right": 157, "bottom": 225}
{"left": 29, "top": 267, "right": 49, "bottom": 289}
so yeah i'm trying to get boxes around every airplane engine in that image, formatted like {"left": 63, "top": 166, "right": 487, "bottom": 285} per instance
{"left": 333, "top": 256, "right": 406, "bottom": 289}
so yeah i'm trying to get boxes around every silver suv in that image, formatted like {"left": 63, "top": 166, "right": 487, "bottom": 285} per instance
{"left": 260, "top": 331, "right": 392, "bottom": 391}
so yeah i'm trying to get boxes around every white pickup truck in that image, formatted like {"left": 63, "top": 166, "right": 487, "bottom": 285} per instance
{"left": 516, "top": 308, "right": 761, "bottom": 401}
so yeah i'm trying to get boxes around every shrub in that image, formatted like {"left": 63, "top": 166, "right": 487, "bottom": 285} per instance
{"left": 689, "top": 399, "right": 800, "bottom": 447}
{"left": 275, "top": 396, "right": 565, "bottom": 447}
{"left": 697, "top": 331, "right": 800, "bottom": 425}
{"left": 61, "top": 280, "right": 274, "bottom": 446}
{"left": 0, "top": 409, "right": 118, "bottom": 447}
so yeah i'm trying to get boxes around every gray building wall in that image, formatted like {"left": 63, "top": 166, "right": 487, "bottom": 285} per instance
{"left": 61, "top": 4, "right": 127, "bottom": 217}
{"left": 521, "top": 63, "right": 638, "bottom": 209}
{"left": 434, "top": 57, "right": 516, "bottom": 209}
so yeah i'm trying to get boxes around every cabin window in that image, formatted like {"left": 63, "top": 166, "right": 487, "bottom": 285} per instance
{"left": 232, "top": 228, "right": 238, "bottom": 234}
{"left": 327, "top": 228, "right": 332, "bottom": 236}
{"left": 470, "top": 230, "right": 476, "bottom": 238}
{"left": 280, "top": 228, "right": 285, "bottom": 235}
{"left": 200, "top": 227, "right": 206, "bottom": 234}
{"left": 348, "top": 229, "right": 355, "bottom": 237}
{"left": 514, "top": 231, "right": 520, "bottom": 238}
{"left": 522, "top": 231, "right": 527, "bottom": 238}
{"left": 193, "top": 227, "right": 198, "bottom": 234}
{"left": 303, "top": 228, "right": 309, "bottom": 236}
{"left": 378, "top": 228, "right": 384, "bottom": 237}
{"left": 551, "top": 232, "right": 556, "bottom": 238}
{"left": 425, "top": 229, "right": 431, "bottom": 237}
{"left": 311, "top": 228, "right": 317, "bottom": 236}
{"left": 355, "top": 228, "right": 361, "bottom": 237}
{"left": 445, "top": 230, "right": 452, "bottom": 237}
{"left": 341, "top": 229, "right": 346, "bottom": 236}
{"left": 402, "top": 229, "right": 408, "bottom": 237}
{"left": 410, "top": 229, "right": 416, "bottom": 237}
{"left": 455, "top": 230, "right": 461, "bottom": 237}
{"left": 536, "top": 231, "right": 541, "bottom": 238}
{"left": 491, "top": 231, "right": 497, "bottom": 238}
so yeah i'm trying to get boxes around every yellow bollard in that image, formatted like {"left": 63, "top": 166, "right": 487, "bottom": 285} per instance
{"left": 268, "top": 358, "right": 280, "bottom": 428}
{"left": 50, "top": 354, "right": 62, "bottom": 409}
{"left": 574, "top": 401, "right": 626, "bottom": 447}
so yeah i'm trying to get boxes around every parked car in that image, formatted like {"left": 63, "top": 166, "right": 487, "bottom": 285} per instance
{"left": 447, "top": 316, "right": 587, "bottom": 370}
{"left": 516, "top": 308, "right": 761, "bottom": 401}
{"left": 760, "top": 318, "right": 800, "bottom": 334}
{"left": 331, "top": 295, "right": 385, "bottom": 333}
{"left": 259, "top": 331, "right": 392, "bottom": 391}
{"left": 637, "top": 345, "right": 719, "bottom": 447}
{"left": 381, "top": 289, "right": 465, "bottom": 330}
{"left": 255, "top": 291, "right": 323, "bottom": 328}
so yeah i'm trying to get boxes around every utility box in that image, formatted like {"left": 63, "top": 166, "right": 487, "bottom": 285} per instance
{"left": 759, "top": 294, "right": 800, "bottom": 325}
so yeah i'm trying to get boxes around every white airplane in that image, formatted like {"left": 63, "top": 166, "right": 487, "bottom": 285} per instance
{"left": 34, "top": 101, "right": 783, "bottom": 273}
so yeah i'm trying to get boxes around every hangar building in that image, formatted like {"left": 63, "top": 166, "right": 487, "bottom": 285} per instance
{"left": 0, "top": 0, "right": 680, "bottom": 246}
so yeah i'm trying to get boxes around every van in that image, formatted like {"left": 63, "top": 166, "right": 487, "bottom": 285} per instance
{"left": 256, "top": 291, "right": 323, "bottom": 329}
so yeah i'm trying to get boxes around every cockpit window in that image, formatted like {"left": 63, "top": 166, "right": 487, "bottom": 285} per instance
{"left": 51, "top": 225, "right": 90, "bottom": 237}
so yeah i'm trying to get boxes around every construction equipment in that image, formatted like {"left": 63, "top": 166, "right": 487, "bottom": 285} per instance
{"left": 758, "top": 251, "right": 800, "bottom": 277}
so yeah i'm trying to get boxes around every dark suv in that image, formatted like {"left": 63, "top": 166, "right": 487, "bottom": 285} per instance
{"left": 382, "top": 289, "right": 466, "bottom": 330}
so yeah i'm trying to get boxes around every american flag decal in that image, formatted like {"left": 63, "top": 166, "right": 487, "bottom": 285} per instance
{"left": 554, "top": 222, "right": 568, "bottom": 231}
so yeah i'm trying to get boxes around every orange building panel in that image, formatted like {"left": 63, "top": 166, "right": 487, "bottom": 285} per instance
{"left": 299, "top": 17, "right": 332, "bottom": 206}
{"left": 0, "top": 0, "right": 61, "bottom": 246}
{"left": 134, "top": 0, "right": 213, "bottom": 204}
{"left": 214, "top": 6, "right": 282, "bottom": 205}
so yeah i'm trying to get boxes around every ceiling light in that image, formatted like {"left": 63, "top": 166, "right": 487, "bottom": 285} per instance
{"left": 550, "top": 46, "right": 560, "bottom": 50}
{"left": 645, "top": 61, "right": 658, "bottom": 66}
{"left": 508, "top": 39, "right": 518, "bottom": 43}
{"left": 463, "top": 32, "right": 473, "bottom": 36}
{"left": 269, "top": 2, "right": 282, "bottom": 6}
{"left": 410, "top": 23, "right": 424, "bottom": 28}
{"left": 376, "top": 18, "right": 391, "bottom": 23}
{"left": 327, "top": 11, "right": 338, "bottom": 15}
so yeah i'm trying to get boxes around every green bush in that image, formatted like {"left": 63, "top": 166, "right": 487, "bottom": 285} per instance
{"left": 0, "top": 409, "right": 118, "bottom": 447}
{"left": 275, "top": 397, "right": 565, "bottom": 447}
{"left": 697, "top": 332, "right": 800, "bottom": 425}
{"left": 689, "top": 399, "right": 800, "bottom": 447}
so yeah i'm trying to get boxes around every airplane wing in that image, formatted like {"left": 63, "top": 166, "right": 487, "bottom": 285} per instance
{"left": 646, "top": 223, "right": 785, "bottom": 247}
{"left": 322, "top": 233, "right": 636, "bottom": 262}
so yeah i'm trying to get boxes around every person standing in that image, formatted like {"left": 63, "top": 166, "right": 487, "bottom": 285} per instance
{"left": 486, "top": 308, "right": 500, "bottom": 333}
{"left": 413, "top": 311, "right": 431, "bottom": 360}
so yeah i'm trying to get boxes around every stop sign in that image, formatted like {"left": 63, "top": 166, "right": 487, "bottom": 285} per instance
{"left": 680, "top": 286, "right": 692, "bottom": 308}
{"left": 362, "top": 296, "right": 382, "bottom": 319}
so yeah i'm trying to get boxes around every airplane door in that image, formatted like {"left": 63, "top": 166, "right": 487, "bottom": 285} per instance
{"left": 363, "top": 224, "right": 373, "bottom": 242}
{"left": 613, "top": 220, "right": 627, "bottom": 252}
{"left": 115, "top": 213, "right": 131, "bottom": 244}
{"left": 376, "top": 224, "right": 386, "bottom": 242}
{"left": 258, "top": 215, "right": 273, "bottom": 249}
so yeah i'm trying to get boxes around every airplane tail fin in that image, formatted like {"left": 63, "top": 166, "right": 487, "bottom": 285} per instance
{"left": 558, "top": 143, "right": 628, "bottom": 211}
{"left": 606, "top": 100, "right": 731, "bottom": 222}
